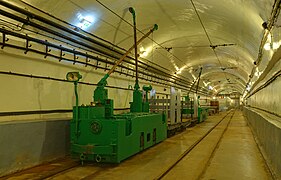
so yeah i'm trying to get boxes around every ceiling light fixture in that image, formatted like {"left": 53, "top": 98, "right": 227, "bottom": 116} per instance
{"left": 76, "top": 14, "right": 95, "bottom": 30}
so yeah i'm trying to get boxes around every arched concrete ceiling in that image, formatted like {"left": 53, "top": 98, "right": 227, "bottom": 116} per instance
{"left": 215, "top": 84, "right": 244, "bottom": 94}
{"left": 22, "top": 0, "right": 275, "bottom": 95}
{"left": 216, "top": 88, "right": 242, "bottom": 96}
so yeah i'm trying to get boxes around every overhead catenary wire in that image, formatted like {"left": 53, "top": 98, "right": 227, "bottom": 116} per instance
{"left": 95, "top": 0, "right": 211, "bottom": 92}
{"left": 0, "top": 2, "right": 193, "bottom": 86}
{"left": 1, "top": 0, "right": 209, "bottom": 93}
{"left": 18, "top": 0, "right": 206, "bottom": 89}
{"left": 19, "top": 0, "right": 126, "bottom": 52}
{"left": 190, "top": 0, "right": 213, "bottom": 48}
{"left": 0, "top": 26, "right": 197, "bottom": 94}
{"left": 95, "top": 0, "right": 191, "bottom": 69}
{"left": 190, "top": 0, "right": 228, "bottom": 81}
{"left": 18, "top": 0, "right": 177, "bottom": 79}
{"left": 0, "top": 18, "right": 122, "bottom": 60}
{"left": 0, "top": 26, "right": 209, "bottom": 94}
{"left": 156, "top": 43, "right": 236, "bottom": 49}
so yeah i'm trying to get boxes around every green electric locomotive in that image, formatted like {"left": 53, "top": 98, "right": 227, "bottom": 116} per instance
{"left": 67, "top": 71, "right": 167, "bottom": 163}
{"left": 66, "top": 8, "right": 167, "bottom": 163}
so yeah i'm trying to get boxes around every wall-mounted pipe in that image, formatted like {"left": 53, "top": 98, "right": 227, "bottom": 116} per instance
{"left": 247, "top": 70, "right": 281, "bottom": 98}
{"left": 0, "top": 0, "right": 124, "bottom": 55}
{"left": 0, "top": 108, "right": 132, "bottom": 117}
{"left": 0, "top": 65, "right": 207, "bottom": 96}
{"left": 18, "top": 0, "right": 126, "bottom": 53}
{"left": 0, "top": 70, "right": 200, "bottom": 98}
{"left": 0, "top": 1, "right": 191, "bottom": 87}
{"left": 0, "top": 3, "right": 209, "bottom": 95}
{"left": 0, "top": 27, "right": 191, "bottom": 91}
{"left": 0, "top": 1, "right": 206, "bottom": 91}
{"left": 0, "top": 28, "right": 210, "bottom": 94}
{"left": 19, "top": 0, "right": 178, "bottom": 84}
{"left": 245, "top": 0, "right": 281, "bottom": 96}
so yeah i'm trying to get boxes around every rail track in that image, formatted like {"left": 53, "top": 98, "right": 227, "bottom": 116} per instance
{"left": 1, "top": 111, "right": 235, "bottom": 180}
{"left": 3, "top": 110, "right": 273, "bottom": 179}
{"left": 0, "top": 158, "right": 80, "bottom": 180}
{"left": 154, "top": 109, "right": 236, "bottom": 180}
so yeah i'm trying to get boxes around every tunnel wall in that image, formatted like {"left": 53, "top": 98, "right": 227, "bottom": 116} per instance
{"left": 247, "top": 49, "right": 281, "bottom": 116}
{"left": 0, "top": 119, "right": 70, "bottom": 176}
{"left": 243, "top": 107, "right": 281, "bottom": 179}
{"left": 0, "top": 48, "right": 154, "bottom": 176}
{"left": 0, "top": 40, "right": 210, "bottom": 176}
{"left": 0, "top": 47, "right": 151, "bottom": 176}
{"left": 0, "top": 48, "right": 208, "bottom": 118}
{"left": 245, "top": 48, "right": 281, "bottom": 178}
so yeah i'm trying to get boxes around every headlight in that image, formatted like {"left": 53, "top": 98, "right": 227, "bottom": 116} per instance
{"left": 66, "top": 72, "right": 82, "bottom": 82}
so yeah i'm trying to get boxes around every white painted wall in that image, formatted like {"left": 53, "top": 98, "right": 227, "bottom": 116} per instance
{"left": 1, "top": 40, "right": 205, "bottom": 122}
{"left": 247, "top": 49, "right": 281, "bottom": 116}
{"left": 0, "top": 45, "right": 166, "bottom": 120}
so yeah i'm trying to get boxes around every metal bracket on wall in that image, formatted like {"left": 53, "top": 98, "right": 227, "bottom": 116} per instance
{"left": 0, "top": 1, "right": 210, "bottom": 95}
{"left": 85, "top": 52, "right": 89, "bottom": 67}
{"left": 1, "top": 33, "right": 9, "bottom": 49}
{"left": 73, "top": 50, "right": 78, "bottom": 65}
{"left": 44, "top": 40, "right": 51, "bottom": 58}
{"left": 24, "top": 35, "right": 32, "bottom": 54}
{"left": 96, "top": 60, "right": 99, "bottom": 69}
{"left": 0, "top": 27, "right": 207, "bottom": 95}
{"left": 59, "top": 46, "right": 65, "bottom": 62}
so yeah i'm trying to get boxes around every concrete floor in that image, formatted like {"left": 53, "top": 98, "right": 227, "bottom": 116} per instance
{"left": 163, "top": 111, "right": 272, "bottom": 180}
{"left": 2, "top": 111, "right": 272, "bottom": 180}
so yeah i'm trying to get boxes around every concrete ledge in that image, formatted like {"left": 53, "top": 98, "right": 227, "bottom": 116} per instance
{"left": 0, "top": 119, "right": 70, "bottom": 176}
{"left": 243, "top": 107, "right": 281, "bottom": 179}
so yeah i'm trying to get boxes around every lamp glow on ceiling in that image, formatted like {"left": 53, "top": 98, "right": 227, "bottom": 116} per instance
{"left": 264, "top": 42, "right": 280, "bottom": 51}
{"left": 246, "top": 84, "right": 251, "bottom": 91}
{"left": 140, "top": 46, "right": 152, "bottom": 58}
{"left": 77, "top": 13, "right": 95, "bottom": 30}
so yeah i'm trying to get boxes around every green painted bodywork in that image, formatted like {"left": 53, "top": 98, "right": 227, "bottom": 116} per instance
{"left": 182, "top": 108, "right": 194, "bottom": 115}
{"left": 67, "top": 13, "right": 165, "bottom": 163}
{"left": 198, "top": 107, "right": 208, "bottom": 123}
{"left": 68, "top": 67, "right": 168, "bottom": 162}
{"left": 93, "top": 74, "right": 109, "bottom": 105}
{"left": 130, "top": 86, "right": 143, "bottom": 112}
{"left": 70, "top": 104, "right": 167, "bottom": 163}
{"left": 181, "top": 96, "right": 194, "bottom": 119}
{"left": 70, "top": 73, "right": 167, "bottom": 163}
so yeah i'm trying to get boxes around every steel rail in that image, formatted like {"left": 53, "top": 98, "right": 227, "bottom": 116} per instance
{"left": 154, "top": 110, "right": 235, "bottom": 180}
{"left": 197, "top": 110, "right": 236, "bottom": 179}
{"left": 36, "top": 163, "right": 81, "bottom": 179}
{"left": 0, "top": 158, "right": 80, "bottom": 179}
